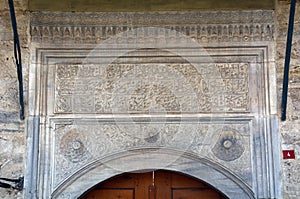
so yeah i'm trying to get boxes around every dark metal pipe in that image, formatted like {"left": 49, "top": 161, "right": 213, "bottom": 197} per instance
{"left": 281, "top": 0, "right": 296, "bottom": 121}
{"left": 8, "top": 0, "right": 25, "bottom": 120}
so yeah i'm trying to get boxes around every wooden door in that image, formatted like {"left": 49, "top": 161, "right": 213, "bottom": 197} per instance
{"left": 81, "top": 170, "right": 228, "bottom": 199}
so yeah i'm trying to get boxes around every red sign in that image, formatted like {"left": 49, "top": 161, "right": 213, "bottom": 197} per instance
{"left": 283, "top": 150, "right": 295, "bottom": 159}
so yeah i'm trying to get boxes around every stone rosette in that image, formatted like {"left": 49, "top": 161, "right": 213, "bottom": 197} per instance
{"left": 212, "top": 128, "right": 245, "bottom": 162}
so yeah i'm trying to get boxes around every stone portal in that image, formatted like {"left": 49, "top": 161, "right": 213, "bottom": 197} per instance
{"left": 25, "top": 11, "right": 281, "bottom": 199}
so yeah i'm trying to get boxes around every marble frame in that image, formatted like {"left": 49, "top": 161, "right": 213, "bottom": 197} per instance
{"left": 25, "top": 10, "right": 282, "bottom": 199}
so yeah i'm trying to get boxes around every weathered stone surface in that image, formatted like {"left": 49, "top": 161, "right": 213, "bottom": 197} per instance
{"left": 28, "top": 0, "right": 275, "bottom": 12}
{"left": 0, "top": 11, "right": 29, "bottom": 43}
{"left": 0, "top": 42, "right": 17, "bottom": 78}
{"left": 0, "top": 0, "right": 28, "bottom": 198}
{"left": 0, "top": 0, "right": 28, "bottom": 11}
{"left": 276, "top": 1, "right": 300, "bottom": 198}
{"left": 289, "top": 88, "right": 300, "bottom": 113}
{"left": 0, "top": 190, "right": 22, "bottom": 199}
{"left": 282, "top": 160, "right": 300, "bottom": 199}
{"left": 0, "top": 134, "right": 25, "bottom": 197}
{"left": 0, "top": 153, "right": 24, "bottom": 178}
{"left": 0, "top": 79, "right": 19, "bottom": 112}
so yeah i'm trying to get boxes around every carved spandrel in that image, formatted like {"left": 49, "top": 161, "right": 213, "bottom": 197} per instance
{"left": 54, "top": 63, "right": 249, "bottom": 113}
{"left": 53, "top": 122, "right": 251, "bottom": 188}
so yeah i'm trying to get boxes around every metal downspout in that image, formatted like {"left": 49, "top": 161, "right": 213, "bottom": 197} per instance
{"left": 281, "top": 0, "right": 297, "bottom": 121}
{"left": 8, "top": 0, "right": 25, "bottom": 120}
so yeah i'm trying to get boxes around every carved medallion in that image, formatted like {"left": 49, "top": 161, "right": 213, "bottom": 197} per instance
{"left": 212, "top": 128, "right": 245, "bottom": 161}
{"left": 59, "top": 130, "right": 91, "bottom": 163}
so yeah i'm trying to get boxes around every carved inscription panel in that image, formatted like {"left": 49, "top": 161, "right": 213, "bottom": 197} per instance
{"left": 54, "top": 62, "right": 249, "bottom": 114}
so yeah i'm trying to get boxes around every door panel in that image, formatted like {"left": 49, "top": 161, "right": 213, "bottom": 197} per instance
{"left": 85, "top": 189, "right": 134, "bottom": 199}
{"left": 81, "top": 170, "right": 227, "bottom": 199}
{"left": 172, "top": 189, "right": 221, "bottom": 199}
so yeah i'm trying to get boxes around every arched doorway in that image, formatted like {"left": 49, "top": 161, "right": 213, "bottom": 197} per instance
{"left": 80, "top": 170, "right": 228, "bottom": 199}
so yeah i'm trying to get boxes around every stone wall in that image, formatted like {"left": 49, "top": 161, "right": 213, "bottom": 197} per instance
{"left": 276, "top": 1, "right": 300, "bottom": 198}
{"left": 0, "top": 0, "right": 28, "bottom": 198}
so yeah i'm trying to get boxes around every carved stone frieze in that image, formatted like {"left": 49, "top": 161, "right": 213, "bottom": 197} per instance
{"left": 54, "top": 62, "right": 249, "bottom": 114}
{"left": 30, "top": 11, "right": 274, "bottom": 43}
{"left": 53, "top": 121, "right": 251, "bottom": 188}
